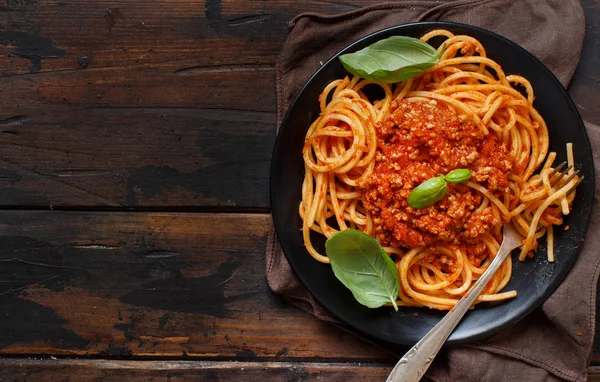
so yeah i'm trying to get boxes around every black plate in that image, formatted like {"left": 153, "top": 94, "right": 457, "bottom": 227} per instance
{"left": 270, "top": 22, "right": 594, "bottom": 345}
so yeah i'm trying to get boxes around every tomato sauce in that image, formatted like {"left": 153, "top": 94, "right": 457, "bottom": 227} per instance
{"left": 362, "top": 99, "right": 512, "bottom": 249}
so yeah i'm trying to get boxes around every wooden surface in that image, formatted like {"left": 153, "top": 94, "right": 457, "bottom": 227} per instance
{"left": 0, "top": 0, "right": 598, "bottom": 380}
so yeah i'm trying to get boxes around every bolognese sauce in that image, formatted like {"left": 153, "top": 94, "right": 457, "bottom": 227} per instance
{"left": 362, "top": 99, "right": 513, "bottom": 250}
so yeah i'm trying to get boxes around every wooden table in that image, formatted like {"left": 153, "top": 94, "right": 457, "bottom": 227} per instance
{"left": 0, "top": 1, "right": 598, "bottom": 380}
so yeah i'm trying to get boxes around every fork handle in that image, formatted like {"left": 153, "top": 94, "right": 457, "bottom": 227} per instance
{"left": 386, "top": 237, "right": 516, "bottom": 382}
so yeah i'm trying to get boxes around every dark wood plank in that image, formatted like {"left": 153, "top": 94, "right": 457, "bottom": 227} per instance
{"left": 0, "top": 0, "right": 597, "bottom": 209}
{"left": 0, "top": 359, "right": 395, "bottom": 381}
{"left": 0, "top": 0, "right": 367, "bottom": 209}
{"left": 0, "top": 105, "right": 275, "bottom": 209}
{"left": 0, "top": 211, "right": 391, "bottom": 360}
{"left": 2, "top": 359, "right": 600, "bottom": 381}
{"left": 0, "top": 0, "right": 361, "bottom": 75}
{"left": 0, "top": 0, "right": 280, "bottom": 210}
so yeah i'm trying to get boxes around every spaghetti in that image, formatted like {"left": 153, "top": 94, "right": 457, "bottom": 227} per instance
{"left": 299, "top": 30, "right": 581, "bottom": 310}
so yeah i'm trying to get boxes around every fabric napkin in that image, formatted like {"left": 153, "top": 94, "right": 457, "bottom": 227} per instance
{"left": 267, "top": 1, "right": 598, "bottom": 380}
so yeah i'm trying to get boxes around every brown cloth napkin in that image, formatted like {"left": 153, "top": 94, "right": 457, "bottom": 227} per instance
{"left": 267, "top": 1, "right": 597, "bottom": 380}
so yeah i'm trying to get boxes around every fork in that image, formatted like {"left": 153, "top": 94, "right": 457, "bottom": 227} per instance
{"left": 385, "top": 223, "right": 523, "bottom": 382}
{"left": 386, "top": 165, "right": 582, "bottom": 382}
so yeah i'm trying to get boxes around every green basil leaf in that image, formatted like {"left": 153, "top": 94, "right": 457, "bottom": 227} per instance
{"left": 325, "top": 230, "right": 399, "bottom": 311}
{"left": 445, "top": 168, "right": 472, "bottom": 184}
{"left": 339, "top": 36, "right": 444, "bottom": 83}
{"left": 407, "top": 175, "right": 448, "bottom": 208}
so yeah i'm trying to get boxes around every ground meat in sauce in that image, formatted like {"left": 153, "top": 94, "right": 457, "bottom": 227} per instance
{"left": 361, "top": 99, "right": 512, "bottom": 249}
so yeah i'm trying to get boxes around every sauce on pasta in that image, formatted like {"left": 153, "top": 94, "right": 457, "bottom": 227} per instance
{"left": 363, "top": 98, "right": 512, "bottom": 249}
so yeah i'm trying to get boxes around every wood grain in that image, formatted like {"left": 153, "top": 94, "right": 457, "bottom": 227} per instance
{"left": 0, "top": 105, "right": 275, "bottom": 209}
{"left": 2, "top": 359, "right": 600, "bottom": 381}
{"left": 0, "top": 359, "right": 395, "bottom": 381}
{"left": 0, "top": 0, "right": 597, "bottom": 209}
{"left": 0, "top": 211, "right": 392, "bottom": 360}
{"left": 0, "top": 0, "right": 361, "bottom": 75}
{"left": 0, "top": 0, "right": 362, "bottom": 209}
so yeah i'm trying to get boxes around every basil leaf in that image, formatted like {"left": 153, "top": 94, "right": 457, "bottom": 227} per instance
{"left": 445, "top": 168, "right": 472, "bottom": 184}
{"left": 407, "top": 175, "right": 448, "bottom": 208}
{"left": 339, "top": 36, "right": 443, "bottom": 83}
{"left": 325, "top": 230, "right": 399, "bottom": 311}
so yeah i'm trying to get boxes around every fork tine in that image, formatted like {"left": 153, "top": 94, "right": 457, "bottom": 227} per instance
{"left": 535, "top": 161, "right": 567, "bottom": 187}
{"left": 548, "top": 161, "right": 567, "bottom": 179}
{"left": 554, "top": 167, "right": 578, "bottom": 186}
{"left": 566, "top": 175, "right": 584, "bottom": 197}
{"left": 550, "top": 166, "right": 578, "bottom": 187}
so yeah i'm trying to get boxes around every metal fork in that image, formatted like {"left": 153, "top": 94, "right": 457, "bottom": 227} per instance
{"left": 386, "top": 166, "right": 582, "bottom": 382}
{"left": 385, "top": 224, "right": 523, "bottom": 382}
